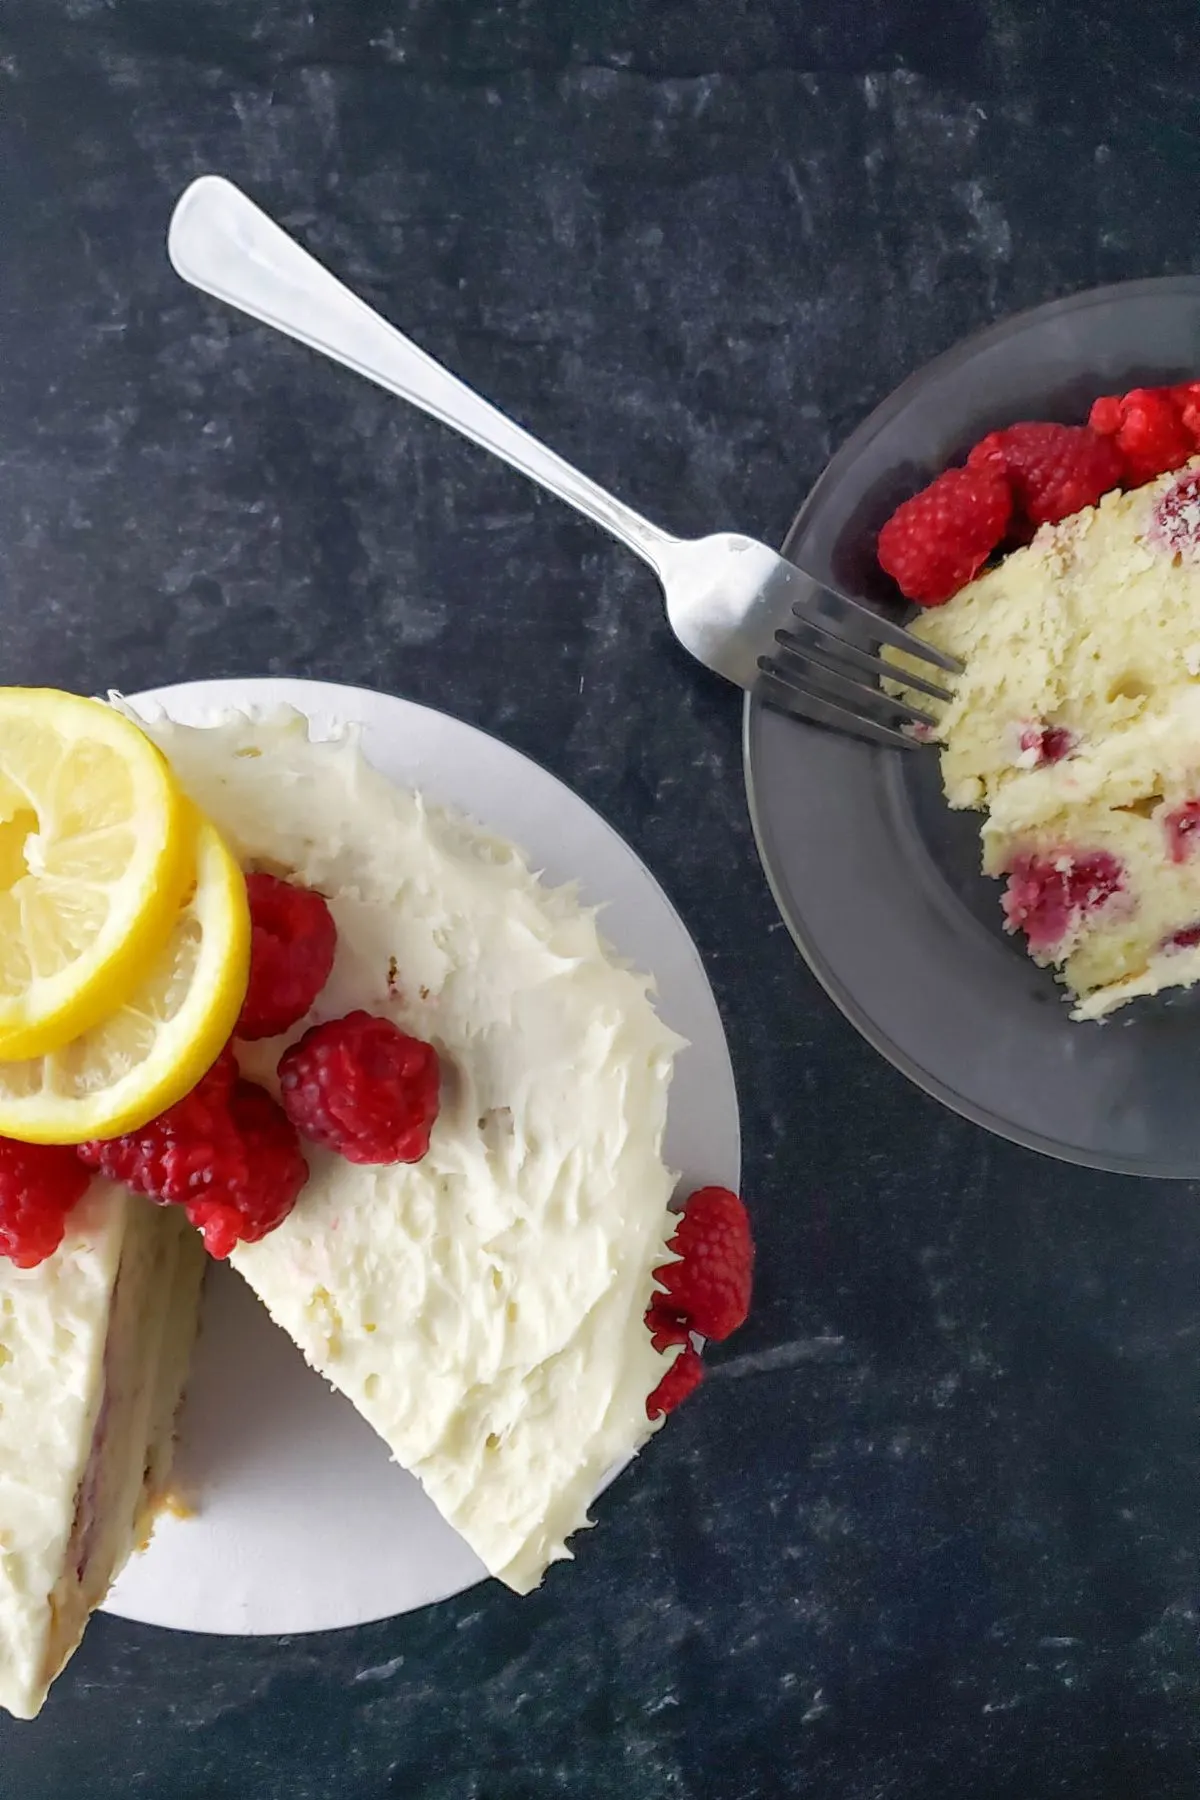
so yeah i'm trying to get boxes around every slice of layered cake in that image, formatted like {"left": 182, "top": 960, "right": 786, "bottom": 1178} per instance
{"left": 0, "top": 1185, "right": 203, "bottom": 1718}
{"left": 900, "top": 464, "right": 1200, "bottom": 1016}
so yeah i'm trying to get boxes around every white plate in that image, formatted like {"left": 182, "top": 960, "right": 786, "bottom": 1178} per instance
{"left": 101, "top": 677, "right": 741, "bottom": 1636}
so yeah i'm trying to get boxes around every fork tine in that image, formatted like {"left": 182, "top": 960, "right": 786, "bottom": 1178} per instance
{"left": 762, "top": 646, "right": 938, "bottom": 731}
{"left": 774, "top": 624, "right": 954, "bottom": 704}
{"left": 793, "top": 582, "right": 963, "bottom": 674}
{"left": 757, "top": 669, "right": 922, "bottom": 750}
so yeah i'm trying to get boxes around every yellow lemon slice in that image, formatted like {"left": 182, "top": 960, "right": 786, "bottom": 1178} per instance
{"left": 0, "top": 689, "right": 191, "bottom": 1058}
{"left": 0, "top": 813, "right": 250, "bottom": 1143}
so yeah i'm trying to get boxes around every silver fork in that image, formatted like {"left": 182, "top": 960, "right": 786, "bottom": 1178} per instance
{"left": 167, "top": 178, "right": 958, "bottom": 750}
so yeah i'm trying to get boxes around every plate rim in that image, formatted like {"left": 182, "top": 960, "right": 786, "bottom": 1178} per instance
{"left": 742, "top": 275, "right": 1200, "bottom": 1178}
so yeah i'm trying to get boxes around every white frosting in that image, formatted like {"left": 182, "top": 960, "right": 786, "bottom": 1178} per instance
{"left": 0, "top": 1184, "right": 123, "bottom": 1718}
{"left": 137, "top": 706, "right": 685, "bottom": 1593}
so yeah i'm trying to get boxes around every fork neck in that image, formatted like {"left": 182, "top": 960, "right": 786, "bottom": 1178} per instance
{"left": 542, "top": 470, "right": 677, "bottom": 572}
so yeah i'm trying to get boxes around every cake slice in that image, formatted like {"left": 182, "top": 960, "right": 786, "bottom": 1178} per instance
{"left": 898, "top": 463, "right": 1200, "bottom": 1016}
{"left": 0, "top": 1184, "right": 204, "bottom": 1718}
{"left": 139, "top": 706, "right": 685, "bottom": 1591}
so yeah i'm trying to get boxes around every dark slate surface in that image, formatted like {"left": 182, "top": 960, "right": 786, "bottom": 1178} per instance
{"left": 4, "top": 2, "right": 1200, "bottom": 1795}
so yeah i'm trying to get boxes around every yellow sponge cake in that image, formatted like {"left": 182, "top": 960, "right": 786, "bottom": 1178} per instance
{"left": 900, "top": 462, "right": 1200, "bottom": 1017}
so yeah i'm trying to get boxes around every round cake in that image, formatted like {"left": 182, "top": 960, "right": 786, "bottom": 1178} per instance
{"left": 135, "top": 703, "right": 685, "bottom": 1591}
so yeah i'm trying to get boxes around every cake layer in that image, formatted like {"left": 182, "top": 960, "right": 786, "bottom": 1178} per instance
{"left": 982, "top": 688, "right": 1200, "bottom": 1014}
{"left": 137, "top": 706, "right": 684, "bottom": 1592}
{"left": 0, "top": 1187, "right": 205, "bottom": 1719}
{"left": 907, "top": 464, "right": 1200, "bottom": 809}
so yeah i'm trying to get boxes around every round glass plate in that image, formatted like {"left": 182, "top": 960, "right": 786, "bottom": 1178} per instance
{"left": 745, "top": 276, "right": 1200, "bottom": 1178}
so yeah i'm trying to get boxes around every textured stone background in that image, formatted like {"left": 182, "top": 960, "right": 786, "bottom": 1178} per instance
{"left": 5, "top": 3, "right": 1200, "bottom": 1796}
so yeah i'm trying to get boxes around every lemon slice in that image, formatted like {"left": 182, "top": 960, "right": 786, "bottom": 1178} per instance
{"left": 0, "top": 813, "right": 250, "bottom": 1143}
{"left": 0, "top": 688, "right": 191, "bottom": 1058}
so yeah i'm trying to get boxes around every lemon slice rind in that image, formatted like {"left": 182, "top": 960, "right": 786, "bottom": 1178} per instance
{"left": 0, "top": 814, "right": 250, "bottom": 1143}
{"left": 0, "top": 689, "right": 191, "bottom": 1059}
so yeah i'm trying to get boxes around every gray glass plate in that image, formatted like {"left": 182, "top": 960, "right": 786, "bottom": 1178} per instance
{"left": 744, "top": 276, "right": 1200, "bottom": 1178}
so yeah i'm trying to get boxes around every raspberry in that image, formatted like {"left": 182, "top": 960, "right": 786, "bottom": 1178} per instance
{"left": 1018, "top": 722, "right": 1077, "bottom": 767}
{"left": 184, "top": 1081, "right": 308, "bottom": 1259}
{"left": 651, "top": 1186, "right": 754, "bottom": 1344}
{"left": 80, "top": 1053, "right": 307, "bottom": 1260}
{"left": 1166, "top": 925, "right": 1200, "bottom": 952}
{"left": 278, "top": 1010, "right": 440, "bottom": 1164}
{"left": 79, "top": 1049, "right": 244, "bottom": 1204}
{"left": 1088, "top": 394, "right": 1123, "bottom": 437}
{"left": 0, "top": 1139, "right": 91, "bottom": 1268}
{"left": 1000, "top": 849, "right": 1123, "bottom": 954}
{"left": 1088, "top": 387, "right": 1193, "bottom": 487}
{"left": 877, "top": 465, "right": 1011, "bottom": 605}
{"left": 967, "top": 422, "right": 1122, "bottom": 527}
{"left": 1165, "top": 800, "right": 1200, "bottom": 864}
{"left": 1150, "top": 469, "right": 1200, "bottom": 561}
{"left": 1167, "top": 382, "right": 1200, "bottom": 443}
{"left": 645, "top": 1301, "right": 691, "bottom": 1353}
{"left": 646, "top": 1346, "right": 704, "bottom": 1420}
{"left": 237, "top": 874, "right": 337, "bottom": 1041}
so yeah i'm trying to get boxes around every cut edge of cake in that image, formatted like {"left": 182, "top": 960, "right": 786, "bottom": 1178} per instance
{"left": 0, "top": 1187, "right": 205, "bottom": 1719}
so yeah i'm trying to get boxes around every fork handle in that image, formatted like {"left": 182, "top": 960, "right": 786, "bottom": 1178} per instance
{"left": 168, "top": 177, "right": 676, "bottom": 570}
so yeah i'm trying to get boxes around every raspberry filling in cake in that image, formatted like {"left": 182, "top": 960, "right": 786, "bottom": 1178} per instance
{"left": 1016, "top": 723, "right": 1077, "bottom": 769}
{"left": 999, "top": 850, "right": 1124, "bottom": 957}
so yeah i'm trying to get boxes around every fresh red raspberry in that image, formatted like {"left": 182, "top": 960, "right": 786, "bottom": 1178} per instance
{"left": 1088, "top": 394, "right": 1123, "bottom": 437}
{"left": 645, "top": 1301, "right": 691, "bottom": 1353}
{"left": 1150, "top": 469, "right": 1200, "bottom": 561}
{"left": 78, "top": 1049, "right": 245, "bottom": 1204}
{"left": 1018, "top": 722, "right": 1077, "bottom": 767}
{"left": 80, "top": 1054, "right": 307, "bottom": 1260}
{"left": 651, "top": 1185, "right": 754, "bottom": 1345}
{"left": 1088, "top": 387, "right": 1193, "bottom": 487}
{"left": 967, "top": 422, "right": 1122, "bottom": 527}
{"left": 278, "top": 1010, "right": 441, "bottom": 1164}
{"left": 1165, "top": 800, "right": 1200, "bottom": 864}
{"left": 237, "top": 874, "right": 337, "bottom": 1041}
{"left": 646, "top": 1346, "right": 704, "bottom": 1420}
{"left": 1167, "top": 382, "right": 1200, "bottom": 443}
{"left": 1000, "top": 849, "right": 1124, "bottom": 954}
{"left": 877, "top": 465, "right": 1011, "bottom": 605}
{"left": 0, "top": 1139, "right": 91, "bottom": 1268}
{"left": 184, "top": 1081, "right": 308, "bottom": 1259}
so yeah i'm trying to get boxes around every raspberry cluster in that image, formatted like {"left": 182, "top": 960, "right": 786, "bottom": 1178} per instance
{"left": 878, "top": 381, "right": 1200, "bottom": 606}
{"left": 645, "top": 1185, "right": 754, "bottom": 1419}
{"left": 0, "top": 1141, "right": 91, "bottom": 1269}
{"left": 78, "top": 1052, "right": 309, "bottom": 1260}
{"left": 1, "top": 875, "right": 442, "bottom": 1267}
